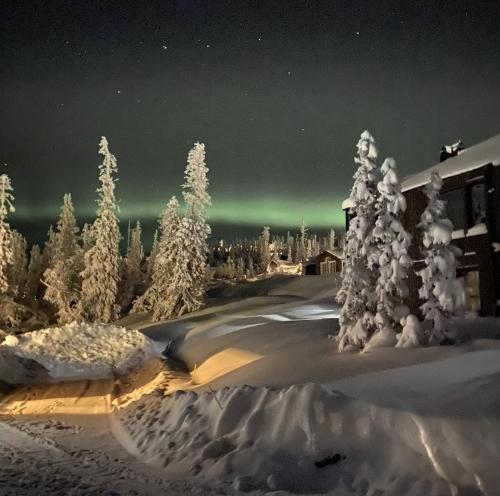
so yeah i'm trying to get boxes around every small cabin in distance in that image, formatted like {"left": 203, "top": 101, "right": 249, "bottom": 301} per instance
{"left": 303, "top": 249, "right": 344, "bottom": 275}
{"left": 267, "top": 258, "right": 302, "bottom": 275}
{"left": 342, "top": 132, "right": 500, "bottom": 316}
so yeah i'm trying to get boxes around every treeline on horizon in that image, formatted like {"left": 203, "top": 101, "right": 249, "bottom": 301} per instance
{"left": 0, "top": 137, "right": 341, "bottom": 331}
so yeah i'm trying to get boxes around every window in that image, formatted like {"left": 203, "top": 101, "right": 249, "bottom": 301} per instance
{"left": 320, "top": 257, "right": 337, "bottom": 275}
{"left": 441, "top": 181, "right": 487, "bottom": 231}
{"left": 463, "top": 270, "right": 481, "bottom": 314}
{"left": 442, "top": 188, "right": 466, "bottom": 230}
{"left": 469, "top": 182, "right": 486, "bottom": 226}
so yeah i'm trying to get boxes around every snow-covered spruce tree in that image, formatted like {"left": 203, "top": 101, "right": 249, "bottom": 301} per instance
{"left": 78, "top": 136, "right": 121, "bottom": 323}
{"left": 151, "top": 143, "right": 211, "bottom": 320}
{"left": 297, "top": 219, "right": 307, "bottom": 262}
{"left": 132, "top": 197, "right": 180, "bottom": 315}
{"left": 224, "top": 256, "right": 235, "bottom": 279}
{"left": 246, "top": 254, "right": 255, "bottom": 278}
{"left": 336, "top": 131, "right": 379, "bottom": 351}
{"left": 367, "top": 158, "right": 412, "bottom": 345}
{"left": 81, "top": 222, "right": 93, "bottom": 253}
{"left": 287, "top": 240, "right": 293, "bottom": 262}
{"left": 418, "top": 171, "right": 465, "bottom": 344}
{"left": 306, "top": 238, "right": 313, "bottom": 258}
{"left": 145, "top": 229, "right": 159, "bottom": 285}
{"left": 8, "top": 230, "right": 28, "bottom": 299}
{"left": 43, "top": 194, "right": 82, "bottom": 324}
{"left": 329, "top": 229, "right": 336, "bottom": 250}
{"left": 0, "top": 174, "right": 15, "bottom": 295}
{"left": 25, "top": 244, "right": 43, "bottom": 303}
{"left": 125, "top": 221, "right": 144, "bottom": 305}
{"left": 235, "top": 257, "right": 245, "bottom": 279}
{"left": 259, "top": 226, "right": 271, "bottom": 272}
{"left": 119, "top": 221, "right": 144, "bottom": 310}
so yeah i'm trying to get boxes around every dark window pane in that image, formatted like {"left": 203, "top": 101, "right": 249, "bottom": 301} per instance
{"left": 442, "top": 188, "right": 466, "bottom": 230}
{"left": 470, "top": 182, "right": 486, "bottom": 226}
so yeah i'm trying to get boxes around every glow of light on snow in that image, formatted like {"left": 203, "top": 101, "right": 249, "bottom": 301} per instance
{"left": 13, "top": 197, "right": 346, "bottom": 228}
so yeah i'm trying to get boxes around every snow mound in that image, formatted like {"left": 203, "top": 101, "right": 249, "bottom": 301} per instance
{"left": 117, "top": 379, "right": 500, "bottom": 495}
{"left": 0, "top": 322, "right": 161, "bottom": 384}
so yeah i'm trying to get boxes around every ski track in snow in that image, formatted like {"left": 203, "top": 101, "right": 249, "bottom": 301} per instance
{"left": 0, "top": 377, "right": 222, "bottom": 496}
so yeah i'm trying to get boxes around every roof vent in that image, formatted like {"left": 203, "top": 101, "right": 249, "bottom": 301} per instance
{"left": 440, "top": 140, "right": 465, "bottom": 162}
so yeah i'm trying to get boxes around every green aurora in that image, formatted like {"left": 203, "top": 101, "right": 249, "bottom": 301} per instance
{"left": 13, "top": 197, "right": 346, "bottom": 230}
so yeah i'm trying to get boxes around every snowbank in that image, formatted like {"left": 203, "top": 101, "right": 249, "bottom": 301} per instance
{"left": 0, "top": 322, "right": 161, "bottom": 384}
{"left": 118, "top": 367, "right": 500, "bottom": 495}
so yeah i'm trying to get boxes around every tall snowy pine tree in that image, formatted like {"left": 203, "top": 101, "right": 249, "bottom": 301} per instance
{"left": 148, "top": 143, "right": 211, "bottom": 320}
{"left": 336, "top": 131, "right": 379, "bottom": 351}
{"left": 367, "top": 158, "right": 412, "bottom": 346}
{"left": 78, "top": 136, "right": 121, "bottom": 323}
{"left": 132, "top": 196, "right": 180, "bottom": 317}
{"left": 43, "top": 193, "right": 82, "bottom": 323}
{"left": 418, "top": 171, "right": 465, "bottom": 344}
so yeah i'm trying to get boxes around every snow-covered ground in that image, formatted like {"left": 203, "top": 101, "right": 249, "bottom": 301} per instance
{"left": 1, "top": 274, "right": 500, "bottom": 495}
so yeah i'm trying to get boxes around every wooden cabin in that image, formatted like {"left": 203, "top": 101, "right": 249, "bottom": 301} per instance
{"left": 343, "top": 133, "right": 500, "bottom": 316}
{"left": 303, "top": 249, "right": 344, "bottom": 275}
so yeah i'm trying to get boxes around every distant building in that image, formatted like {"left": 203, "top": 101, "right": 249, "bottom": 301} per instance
{"left": 267, "top": 258, "right": 302, "bottom": 275}
{"left": 303, "top": 249, "right": 344, "bottom": 275}
{"left": 343, "top": 132, "right": 500, "bottom": 316}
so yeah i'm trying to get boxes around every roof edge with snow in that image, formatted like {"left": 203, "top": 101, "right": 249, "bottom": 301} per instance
{"left": 341, "top": 132, "right": 500, "bottom": 209}
{"left": 401, "top": 132, "right": 500, "bottom": 192}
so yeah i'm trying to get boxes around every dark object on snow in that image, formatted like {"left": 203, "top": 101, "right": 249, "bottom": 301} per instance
{"left": 440, "top": 336, "right": 456, "bottom": 346}
{"left": 314, "top": 453, "right": 346, "bottom": 468}
{"left": 440, "top": 141, "right": 464, "bottom": 162}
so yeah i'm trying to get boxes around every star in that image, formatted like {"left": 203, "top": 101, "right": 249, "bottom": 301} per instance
{"left": 206, "top": 44, "right": 211, "bottom": 48}
{"left": 258, "top": 37, "right": 262, "bottom": 41}
{"left": 162, "top": 45, "right": 168, "bottom": 50}
{"left": 355, "top": 31, "right": 360, "bottom": 36}
{"left": 116, "top": 90, "right": 121, "bottom": 94}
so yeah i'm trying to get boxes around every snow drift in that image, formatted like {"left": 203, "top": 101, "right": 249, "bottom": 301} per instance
{"left": 0, "top": 322, "right": 161, "bottom": 384}
{"left": 117, "top": 370, "right": 500, "bottom": 495}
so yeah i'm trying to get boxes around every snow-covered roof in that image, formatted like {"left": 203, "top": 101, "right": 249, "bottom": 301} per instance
{"left": 320, "top": 248, "right": 344, "bottom": 259}
{"left": 342, "top": 132, "right": 500, "bottom": 209}
{"left": 401, "top": 132, "right": 500, "bottom": 192}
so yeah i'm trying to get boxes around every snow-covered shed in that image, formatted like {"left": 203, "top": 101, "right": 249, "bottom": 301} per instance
{"left": 342, "top": 132, "right": 500, "bottom": 316}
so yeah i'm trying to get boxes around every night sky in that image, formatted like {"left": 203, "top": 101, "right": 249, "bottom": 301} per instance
{"left": 1, "top": 0, "right": 500, "bottom": 241}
